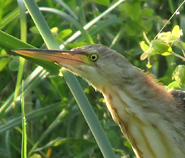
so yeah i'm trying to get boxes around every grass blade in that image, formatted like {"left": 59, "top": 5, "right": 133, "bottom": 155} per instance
{"left": 21, "top": 81, "right": 27, "bottom": 158}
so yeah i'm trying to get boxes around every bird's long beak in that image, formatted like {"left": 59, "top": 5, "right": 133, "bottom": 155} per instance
{"left": 13, "top": 49, "right": 86, "bottom": 67}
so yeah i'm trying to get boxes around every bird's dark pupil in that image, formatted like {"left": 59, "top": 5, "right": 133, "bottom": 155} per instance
{"left": 92, "top": 55, "right": 96, "bottom": 59}
{"left": 89, "top": 54, "right": 98, "bottom": 61}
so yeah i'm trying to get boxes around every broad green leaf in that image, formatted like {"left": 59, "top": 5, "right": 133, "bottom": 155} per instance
{"left": 141, "top": 9, "right": 154, "bottom": 17}
{"left": 142, "top": 19, "right": 153, "bottom": 32}
{"left": 172, "top": 25, "right": 183, "bottom": 38}
{"left": 161, "top": 47, "right": 172, "bottom": 56}
{"left": 166, "top": 81, "right": 180, "bottom": 90}
{"left": 125, "top": 21, "right": 142, "bottom": 36}
{"left": 140, "top": 41, "right": 149, "bottom": 52}
{"left": 67, "top": 42, "right": 87, "bottom": 49}
{"left": 121, "top": 1, "right": 141, "bottom": 20}
{"left": 152, "top": 39, "right": 169, "bottom": 54}
{"left": 161, "top": 52, "right": 172, "bottom": 56}
{"left": 58, "top": 29, "right": 72, "bottom": 39}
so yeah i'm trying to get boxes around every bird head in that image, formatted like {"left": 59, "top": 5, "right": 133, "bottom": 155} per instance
{"left": 14, "top": 44, "right": 136, "bottom": 90}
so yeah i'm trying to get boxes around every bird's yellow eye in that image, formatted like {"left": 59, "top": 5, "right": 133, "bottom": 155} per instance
{"left": 88, "top": 53, "right": 98, "bottom": 62}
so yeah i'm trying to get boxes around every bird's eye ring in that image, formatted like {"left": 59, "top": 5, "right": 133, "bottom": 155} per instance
{"left": 88, "top": 53, "right": 98, "bottom": 62}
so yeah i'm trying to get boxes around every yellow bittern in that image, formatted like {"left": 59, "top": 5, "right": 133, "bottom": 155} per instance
{"left": 14, "top": 44, "right": 185, "bottom": 158}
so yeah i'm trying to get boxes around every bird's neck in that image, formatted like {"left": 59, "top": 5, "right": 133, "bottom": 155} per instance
{"left": 97, "top": 71, "right": 181, "bottom": 158}
{"left": 99, "top": 70, "right": 175, "bottom": 110}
